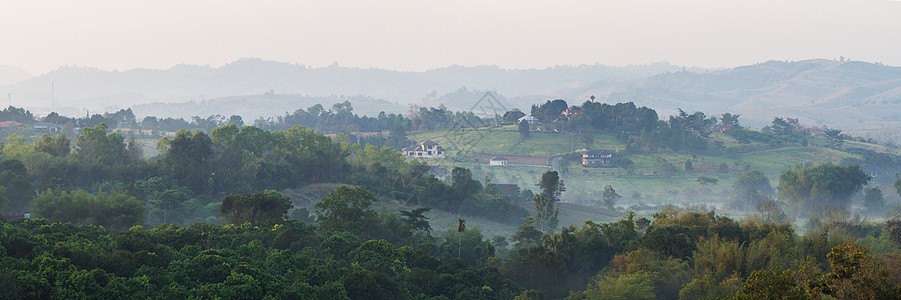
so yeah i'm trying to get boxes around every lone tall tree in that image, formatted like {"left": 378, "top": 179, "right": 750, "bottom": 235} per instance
{"left": 538, "top": 171, "right": 565, "bottom": 202}
{"left": 602, "top": 185, "right": 621, "bottom": 210}
{"left": 400, "top": 207, "right": 432, "bottom": 246}
{"left": 518, "top": 120, "right": 530, "bottom": 138}
{"left": 533, "top": 194, "right": 559, "bottom": 233}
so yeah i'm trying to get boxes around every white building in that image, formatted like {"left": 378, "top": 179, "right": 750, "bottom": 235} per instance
{"left": 518, "top": 115, "right": 540, "bottom": 125}
{"left": 403, "top": 140, "right": 446, "bottom": 158}
{"left": 489, "top": 156, "right": 508, "bottom": 166}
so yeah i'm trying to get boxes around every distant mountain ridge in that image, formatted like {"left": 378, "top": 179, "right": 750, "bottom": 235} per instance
{"left": 1, "top": 59, "right": 691, "bottom": 117}
{"left": 0, "top": 65, "right": 32, "bottom": 86}
{"left": 573, "top": 59, "right": 901, "bottom": 131}
{"left": 3, "top": 58, "right": 901, "bottom": 141}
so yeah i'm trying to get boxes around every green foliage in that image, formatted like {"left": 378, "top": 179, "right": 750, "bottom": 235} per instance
{"left": 77, "top": 123, "right": 130, "bottom": 166}
{"left": 602, "top": 185, "right": 621, "bottom": 210}
{"left": 519, "top": 120, "right": 530, "bottom": 138}
{"left": 399, "top": 207, "right": 432, "bottom": 246}
{"left": 31, "top": 189, "right": 145, "bottom": 231}
{"left": 825, "top": 243, "right": 901, "bottom": 299}
{"left": 733, "top": 169, "right": 774, "bottom": 196}
{"left": 136, "top": 177, "right": 196, "bottom": 225}
{"left": 753, "top": 197, "right": 790, "bottom": 224}
{"left": 734, "top": 267, "right": 810, "bottom": 300}
{"left": 34, "top": 133, "right": 71, "bottom": 157}
{"left": 569, "top": 248, "right": 690, "bottom": 300}
{"left": 314, "top": 186, "right": 380, "bottom": 236}
{"left": 504, "top": 109, "right": 527, "bottom": 124}
{"left": 532, "top": 194, "right": 559, "bottom": 233}
{"left": 0, "top": 219, "right": 520, "bottom": 299}
{"left": 717, "top": 162, "right": 729, "bottom": 173}
{"left": 531, "top": 99, "right": 568, "bottom": 124}
{"left": 778, "top": 163, "right": 871, "bottom": 212}
{"left": 696, "top": 176, "right": 718, "bottom": 185}
{"left": 220, "top": 190, "right": 291, "bottom": 227}
{"left": 571, "top": 271, "right": 657, "bottom": 300}
{"left": 511, "top": 218, "right": 543, "bottom": 249}
{"left": 766, "top": 117, "right": 805, "bottom": 138}
{"left": 451, "top": 167, "right": 482, "bottom": 202}
{"left": 0, "top": 159, "right": 34, "bottom": 214}
{"left": 502, "top": 245, "right": 570, "bottom": 298}
{"left": 438, "top": 226, "right": 496, "bottom": 267}
{"left": 6, "top": 103, "right": 901, "bottom": 299}
{"left": 0, "top": 106, "right": 35, "bottom": 123}
{"left": 578, "top": 101, "right": 658, "bottom": 134}
{"left": 864, "top": 187, "right": 886, "bottom": 214}
{"left": 159, "top": 128, "right": 213, "bottom": 193}
{"left": 538, "top": 171, "right": 564, "bottom": 202}
{"left": 678, "top": 274, "right": 743, "bottom": 300}
{"left": 824, "top": 127, "right": 845, "bottom": 149}
{"left": 895, "top": 175, "right": 901, "bottom": 197}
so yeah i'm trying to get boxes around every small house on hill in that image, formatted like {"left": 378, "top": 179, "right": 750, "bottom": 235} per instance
{"left": 582, "top": 150, "right": 614, "bottom": 167}
{"left": 403, "top": 140, "right": 446, "bottom": 158}
{"left": 489, "top": 156, "right": 508, "bottom": 166}
{"left": 32, "top": 122, "right": 62, "bottom": 133}
{"left": 560, "top": 109, "right": 582, "bottom": 119}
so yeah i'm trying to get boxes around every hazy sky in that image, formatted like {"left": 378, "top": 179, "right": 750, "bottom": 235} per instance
{"left": 2, "top": 0, "right": 900, "bottom": 75}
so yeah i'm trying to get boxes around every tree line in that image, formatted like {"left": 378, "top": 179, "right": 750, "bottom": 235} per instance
{"left": 4, "top": 188, "right": 901, "bottom": 299}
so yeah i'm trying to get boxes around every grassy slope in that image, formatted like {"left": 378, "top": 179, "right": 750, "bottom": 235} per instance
{"left": 408, "top": 126, "right": 623, "bottom": 158}
{"left": 409, "top": 128, "right": 870, "bottom": 221}
{"left": 273, "top": 129, "right": 888, "bottom": 235}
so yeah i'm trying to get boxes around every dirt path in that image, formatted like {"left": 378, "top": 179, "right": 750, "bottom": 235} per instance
{"left": 549, "top": 156, "right": 563, "bottom": 172}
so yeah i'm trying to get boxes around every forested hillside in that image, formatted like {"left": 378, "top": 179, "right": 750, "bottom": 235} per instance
{"left": 2, "top": 102, "right": 901, "bottom": 299}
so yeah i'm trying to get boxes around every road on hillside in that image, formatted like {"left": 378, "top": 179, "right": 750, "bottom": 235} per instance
{"left": 549, "top": 156, "right": 562, "bottom": 173}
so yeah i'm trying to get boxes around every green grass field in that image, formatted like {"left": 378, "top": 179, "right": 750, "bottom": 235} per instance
{"left": 408, "top": 128, "right": 622, "bottom": 158}
{"left": 407, "top": 128, "right": 871, "bottom": 216}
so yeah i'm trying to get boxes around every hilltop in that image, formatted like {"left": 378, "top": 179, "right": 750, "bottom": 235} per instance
{"left": 1, "top": 59, "right": 687, "bottom": 117}
{"left": 576, "top": 59, "right": 901, "bottom": 131}
{"left": 0, "top": 65, "right": 32, "bottom": 86}
{"left": 5, "top": 58, "right": 901, "bottom": 141}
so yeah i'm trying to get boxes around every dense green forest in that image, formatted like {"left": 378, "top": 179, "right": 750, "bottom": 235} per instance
{"left": 4, "top": 195, "right": 901, "bottom": 299}
{"left": 2, "top": 102, "right": 901, "bottom": 299}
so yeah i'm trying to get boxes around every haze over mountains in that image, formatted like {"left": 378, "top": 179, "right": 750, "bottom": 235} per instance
{"left": 3, "top": 58, "right": 900, "bottom": 140}
{"left": 0, "top": 65, "right": 32, "bottom": 86}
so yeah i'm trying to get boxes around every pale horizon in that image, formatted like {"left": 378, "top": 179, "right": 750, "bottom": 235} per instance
{"left": 2, "top": 0, "right": 900, "bottom": 76}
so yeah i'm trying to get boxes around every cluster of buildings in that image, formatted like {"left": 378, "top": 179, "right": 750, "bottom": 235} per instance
{"left": 0, "top": 121, "right": 65, "bottom": 132}
{"left": 403, "top": 139, "right": 614, "bottom": 168}
{"left": 517, "top": 108, "right": 583, "bottom": 126}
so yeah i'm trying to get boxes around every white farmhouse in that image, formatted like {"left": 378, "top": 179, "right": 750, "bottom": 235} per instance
{"left": 403, "top": 140, "right": 446, "bottom": 158}
{"left": 489, "top": 156, "right": 508, "bottom": 166}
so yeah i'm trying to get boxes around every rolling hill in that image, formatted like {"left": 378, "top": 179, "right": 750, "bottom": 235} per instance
{"left": 4, "top": 58, "right": 901, "bottom": 141}
{"left": 0, "top": 65, "right": 32, "bottom": 86}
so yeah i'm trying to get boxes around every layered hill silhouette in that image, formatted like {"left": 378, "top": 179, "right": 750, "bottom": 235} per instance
{"left": 3, "top": 58, "right": 900, "bottom": 140}
{"left": 0, "top": 65, "right": 32, "bottom": 86}
{"left": 576, "top": 59, "right": 901, "bottom": 131}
